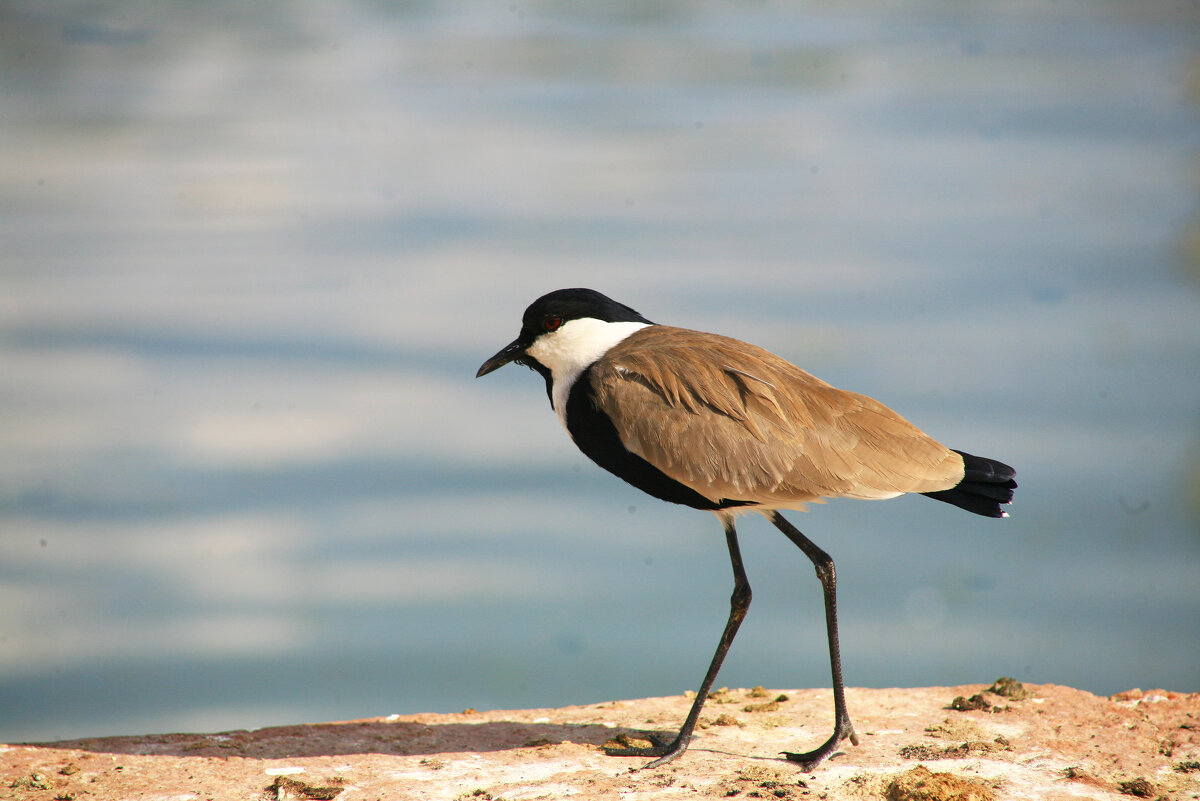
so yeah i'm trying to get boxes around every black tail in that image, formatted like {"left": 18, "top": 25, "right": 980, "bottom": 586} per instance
{"left": 922, "top": 450, "right": 1017, "bottom": 518}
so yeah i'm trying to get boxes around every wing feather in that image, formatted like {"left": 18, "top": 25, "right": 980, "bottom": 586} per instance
{"left": 588, "top": 326, "right": 963, "bottom": 508}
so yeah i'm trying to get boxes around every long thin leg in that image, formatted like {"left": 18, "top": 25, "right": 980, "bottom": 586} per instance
{"left": 769, "top": 511, "right": 859, "bottom": 769}
{"left": 604, "top": 515, "right": 752, "bottom": 770}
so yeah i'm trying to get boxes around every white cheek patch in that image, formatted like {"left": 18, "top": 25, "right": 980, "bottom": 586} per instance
{"left": 526, "top": 318, "right": 650, "bottom": 430}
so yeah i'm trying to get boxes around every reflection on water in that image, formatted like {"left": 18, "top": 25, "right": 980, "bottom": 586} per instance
{"left": 2, "top": 1, "right": 1199, "bottom": 742}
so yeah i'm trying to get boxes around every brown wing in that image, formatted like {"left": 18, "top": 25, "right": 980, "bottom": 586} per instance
{"left": 588, "top": 326, "right": 964, "bottom": 508}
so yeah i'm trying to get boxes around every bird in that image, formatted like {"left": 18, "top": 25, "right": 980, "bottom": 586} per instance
{"left": 476, "top": 287, "right": 1016, "bottom": 770}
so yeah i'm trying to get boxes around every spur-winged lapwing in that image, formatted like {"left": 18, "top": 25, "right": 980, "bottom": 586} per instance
{"left": 477, "top": 288, "right": 1016, "bottom": 770}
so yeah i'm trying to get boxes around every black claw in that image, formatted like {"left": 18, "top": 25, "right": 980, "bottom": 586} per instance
{"left": 639, "top": 747, "right": 686, "bottom": 771}
{"left": 603, "top": 731, "right": 688, "bottom": 770}
{"left": 781, "top": 719, "right": 858, "bottom": 770}
{"left": 646, "top": 732, "right": 672, "bottom": 749}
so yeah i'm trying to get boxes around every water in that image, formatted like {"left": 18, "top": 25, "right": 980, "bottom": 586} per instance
{"left": 2, "top": 1, "right": 1198, "bottom": 743}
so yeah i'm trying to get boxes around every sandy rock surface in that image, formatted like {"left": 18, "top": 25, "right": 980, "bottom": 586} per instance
{"left": 3, "top": 683, "right": 1198, "bottom": 800}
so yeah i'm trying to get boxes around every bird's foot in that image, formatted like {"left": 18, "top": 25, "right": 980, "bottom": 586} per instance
{"left": 603, "top": 731, "right": 689, "bottom": 770}
{"left": 781, "top": 716, "right": 859, "bottom": 771}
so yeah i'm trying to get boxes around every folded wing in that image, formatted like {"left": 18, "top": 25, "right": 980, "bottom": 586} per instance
{"left": 588, "top": 326, "right": 964, "bottom": 508}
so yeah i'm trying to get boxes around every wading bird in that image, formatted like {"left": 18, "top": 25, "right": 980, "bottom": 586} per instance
{"left": 477, "top": 288, "right": 1016, "bottom": 770}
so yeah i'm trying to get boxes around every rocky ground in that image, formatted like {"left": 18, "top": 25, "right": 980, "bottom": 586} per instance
{"left": 2, "top": 681, "right": 1197, "bottom": 800}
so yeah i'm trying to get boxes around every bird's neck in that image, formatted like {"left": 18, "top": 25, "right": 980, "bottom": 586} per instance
{"left": 525, "top": 318, "right": 651, "bottom": 429}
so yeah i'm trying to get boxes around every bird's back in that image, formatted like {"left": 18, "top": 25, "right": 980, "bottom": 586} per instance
{"left": 587, "top": 326, "right": 964, "bottom": 509}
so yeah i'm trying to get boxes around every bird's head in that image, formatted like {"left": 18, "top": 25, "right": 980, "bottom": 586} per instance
{"left": 476, "top": 288, "right": 653, "bottom": 382}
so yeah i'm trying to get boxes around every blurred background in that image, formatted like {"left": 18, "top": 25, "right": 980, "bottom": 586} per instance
{"left": 2, "top": 1, "right": 1198, "bottom": 744}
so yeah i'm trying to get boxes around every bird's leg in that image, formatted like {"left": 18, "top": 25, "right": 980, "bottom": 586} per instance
{"left": 604, "top": 516, "right": 752, "bottom": 770}
{"left": 769, "top": 511, "right": 859, "bottom": 770}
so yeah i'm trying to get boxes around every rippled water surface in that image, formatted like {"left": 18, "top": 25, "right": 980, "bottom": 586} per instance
{"left": 2, "top": 1, "right": 1198, "bottom": 742}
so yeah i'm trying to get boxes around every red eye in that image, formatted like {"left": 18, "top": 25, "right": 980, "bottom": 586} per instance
{"left": 543, "top": 315, "right": 563, "bottom": 332}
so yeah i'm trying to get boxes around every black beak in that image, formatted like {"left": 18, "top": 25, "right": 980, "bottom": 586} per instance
{"left": 476, "top": 338, "right": 525, "bottom": 378}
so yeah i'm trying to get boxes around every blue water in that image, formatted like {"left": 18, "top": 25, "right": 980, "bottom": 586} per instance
{"left": 2, "top": 1, "right": 1198, "bottom": 743}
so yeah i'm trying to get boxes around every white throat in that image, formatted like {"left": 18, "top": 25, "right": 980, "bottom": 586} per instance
{"left": 525, "top": 318, "right": 650, "bottom": 430}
